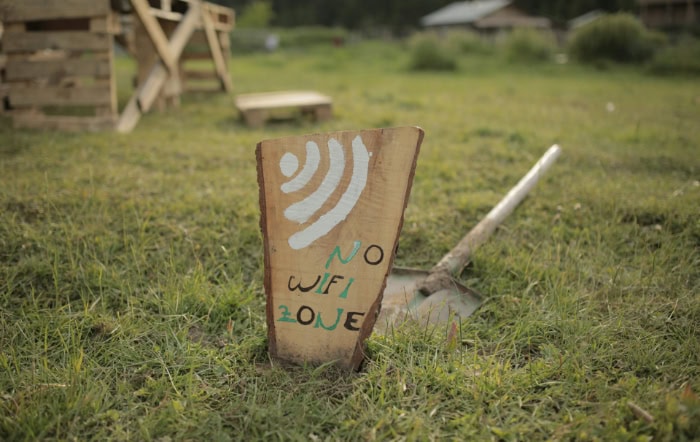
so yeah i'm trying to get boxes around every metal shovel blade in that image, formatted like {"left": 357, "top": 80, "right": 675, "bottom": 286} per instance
{"left": 375, "top": 145, "right": 562, "bottom": 333}
{"left": 376, "top": 267, "right": 483, "bottom": 332}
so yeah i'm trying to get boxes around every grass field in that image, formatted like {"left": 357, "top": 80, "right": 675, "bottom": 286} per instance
{"left": 1, "top": 41, "right": 699, "bottom": 440}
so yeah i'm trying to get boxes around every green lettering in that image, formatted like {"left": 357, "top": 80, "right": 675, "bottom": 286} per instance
{"left": 325, "top": 241, "right": 361, "bottom": 269}
{"left": 314, "top": 308, "right": 344, "bottom": 331}
{"left": 338, "top": 277, "right": 355, "bottom": 299}
{"left": 277, "top": 305, "right": 297, "bottom": 323}
{"left": 315, "top": 273, "right": 330, "bottom": 294}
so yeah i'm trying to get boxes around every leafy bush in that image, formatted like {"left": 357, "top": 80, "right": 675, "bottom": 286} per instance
{"left": 501, "top": 28, "right": 556, "bottom": 63}
{"left": 647, "top": 36, "right": 700, "bottom": 76}
{"left": 445, "top": 29, "right": 492, "bottom": 55}
{"left": 237, "top": 1, "right": 275, "bottom": 28}
{"left": 407, "top": 32, "right": 457, "bottom": 71}
{"left": 568, "top": 13, "right": 658, "bottom": 64}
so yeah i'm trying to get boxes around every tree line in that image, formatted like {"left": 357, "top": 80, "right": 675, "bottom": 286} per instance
{"left": 213, "top": 0, "right": 639, "bottom": 31}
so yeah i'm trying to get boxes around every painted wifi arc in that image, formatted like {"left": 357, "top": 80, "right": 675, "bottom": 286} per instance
{"left": 278, "top": 136, "right": 370, "bottom": 250}
{"left": 284, "top": 139, "right": 344, "bottom": 224}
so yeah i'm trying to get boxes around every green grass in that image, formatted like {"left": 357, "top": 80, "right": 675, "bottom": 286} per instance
{"left": 1, "top": 41, "right": 699, "bottom": 440}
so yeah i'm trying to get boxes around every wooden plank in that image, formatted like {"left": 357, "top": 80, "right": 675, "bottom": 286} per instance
{"left": 9, "top": 85, "right": 113, "bottom": 106}
{"left": 2, "top": 0, "right": 111, "bottom": 22}
{"left": 89, "top": 13, "right": 122, "bottom": 34}
{"left": 236, "top": 91, "right": 332, "bottom": 111}
{"left": 6, "top": 58, "right": 112, "bottom": 81}
{"left": 117, "top": 0, "right": 200, "bottom": 133}
{"left": 219, "top": 31, "right": 231, "bottom": 55}
{"left": 106, "top": 36, "right": 118, "bottom": 116}
{"left": 3, "top": 32, "right": 111, "bottom": 53}
{"left": 12, "top": 113, "right": 116, "bottom": 131}
{"left": 201, "top": 4, "right": 232, "bottom": 92}
{"left": 4, "top": 23, "right": 26, "bottom": 32}
{"left": 131, "top": 0, "right": 178, "bottom": 73}
{"left": 257, "top": 127, "right": 423, "bottom": 370}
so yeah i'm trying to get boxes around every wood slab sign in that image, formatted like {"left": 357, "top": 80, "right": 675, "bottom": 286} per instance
{"left": 257, "top": 127, "right": 423, "bottom": 370}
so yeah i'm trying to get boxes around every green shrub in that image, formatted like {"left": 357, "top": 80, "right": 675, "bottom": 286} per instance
{"left": 501, "top": 28, "right": 556, "bottom": 63}
{"left": 568, "top": 13, "right": 657, "bottom": 64}
{"left": 445, "top": 29, "right": 492, "bottom": 55}
{"left": 237, "top": 1, "right": 275, "bottom": 28}
{"left": 647, "top": 36, "right": 700, "bottom": 76}
{"left": 407, "top": 32, "right": 457, "bottom": 71}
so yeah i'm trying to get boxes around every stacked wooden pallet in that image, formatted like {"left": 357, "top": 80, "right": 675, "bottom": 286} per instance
{"left": 1, "top": 1, "right": 121, "bottom": 131}
{"left": 0, "top": 0, "right": 235, "bottom": 132}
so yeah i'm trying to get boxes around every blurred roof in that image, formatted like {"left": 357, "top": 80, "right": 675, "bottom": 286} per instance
{"left": 421, "top": 0, "right": 511, "bottom": 27}
{"left": 568, "top": 10, "right": 605, "bottom": 29}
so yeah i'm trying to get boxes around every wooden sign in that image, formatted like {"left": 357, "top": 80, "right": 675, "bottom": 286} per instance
{"left": 256, "top": 127, "right": 423, "bottom": 370}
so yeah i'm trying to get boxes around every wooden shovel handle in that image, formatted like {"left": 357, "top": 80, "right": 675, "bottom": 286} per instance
{"left": 418, "top": 144, "right": 562, "bottom": 295}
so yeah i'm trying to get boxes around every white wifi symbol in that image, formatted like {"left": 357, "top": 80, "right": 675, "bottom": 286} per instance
{"left": 279, "top": 135, "right": 370, "bottom": 250}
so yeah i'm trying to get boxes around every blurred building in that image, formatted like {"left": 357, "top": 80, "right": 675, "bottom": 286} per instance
{"left": 420, "top": 0, "right": 550, "bottom": 34}
{"left": 638, "top": 0, "right": 699, "bottom": 28}
{"left": 568, "top": 10, "right": 606, "bottom": 30}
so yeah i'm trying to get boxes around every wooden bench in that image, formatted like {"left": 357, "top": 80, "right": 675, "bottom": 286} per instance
{"left": 235, "top": 91, "right": 333, "bottom": 128}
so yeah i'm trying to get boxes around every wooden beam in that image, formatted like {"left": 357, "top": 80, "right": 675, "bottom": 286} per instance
{"left": 148, "top": 9, "right": 183, "bottom": 22}
{"left": 201, "top": 6, "right": 232, "bottom": 92}
{"left": 117, "top": 0, "right": 200, "bottom": 133}
{"left": 107, "top": 35, "right": 118, "bottom": 116}
{"left": 130, "top": 0, "right": 178, "bottom": 73}
{"left": 1, "top": 0, "right": 111, "bottom": 22}
{"left": 3, "top": 31, "right": 111, "bottom": 53}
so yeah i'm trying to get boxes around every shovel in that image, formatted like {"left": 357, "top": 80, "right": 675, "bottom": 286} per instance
{"left": 377, "top": 144, "right": 562, "bottom": 330}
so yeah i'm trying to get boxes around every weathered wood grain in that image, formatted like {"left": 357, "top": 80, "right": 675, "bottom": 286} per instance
{"left": 6, "top": 58, "right": 112, "bottom": 81}
{"left": 257, "top": 127, "right": 423, "bottom": 370}
{"left": 1, "top": 0, "right": 111, "bottom": 22}
{"left": 3, "top": 31, "right": 111, "bottom": 53}
{"left": 9, "top": 85, "right": 113, "bottom": 106}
